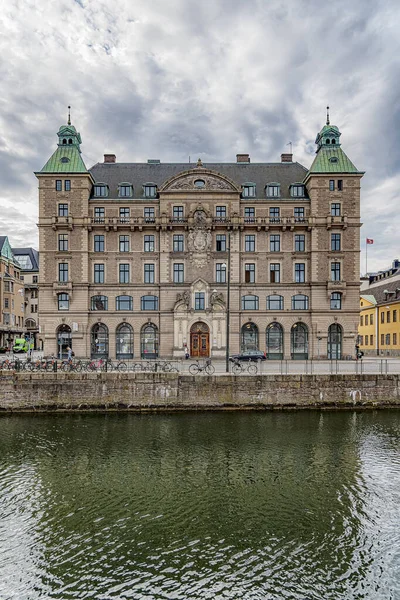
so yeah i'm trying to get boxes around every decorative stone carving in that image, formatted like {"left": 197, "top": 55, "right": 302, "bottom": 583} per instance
{"left": 176, "top": 291, "right": 190, "bottom": 307}
{"left": 188, "top": 229, "right": 212, "bottom": 253}
{"left": 163, "top": 174, "right": 236, "bottom": 191}
{"left": 210, "top": 292, "right": 225, "bottom": 308}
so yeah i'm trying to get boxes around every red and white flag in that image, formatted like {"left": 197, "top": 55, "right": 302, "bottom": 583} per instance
{"left": 366, "top": 238, "right": 374, "bottom": 244}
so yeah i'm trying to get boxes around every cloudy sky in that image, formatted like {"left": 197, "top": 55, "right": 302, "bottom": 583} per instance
{"left": 1, "top": 0, "right": 399, "bottom": 272}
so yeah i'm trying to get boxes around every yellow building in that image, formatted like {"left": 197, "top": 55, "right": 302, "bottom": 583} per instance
{"left": 359, "top": 269, "right": 400, "bottom": 356}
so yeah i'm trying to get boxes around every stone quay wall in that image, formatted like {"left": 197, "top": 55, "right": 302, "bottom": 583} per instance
{"left": 0, "top": 371, "right": 400, "bottom": 411}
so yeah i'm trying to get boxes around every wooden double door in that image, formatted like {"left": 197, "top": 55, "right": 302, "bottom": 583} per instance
{"left": 190, "top": 322, "right": 210, "bottom": 358}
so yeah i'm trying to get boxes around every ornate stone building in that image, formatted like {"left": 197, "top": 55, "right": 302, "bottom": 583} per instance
{"left": 36, "top": 113, "right": 363, "bottom": 359}
{"left": 0, "top": 237, "right": 25, "bottom": 349}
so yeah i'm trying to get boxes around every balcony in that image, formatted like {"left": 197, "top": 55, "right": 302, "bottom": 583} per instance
{"left": 52, "top": 216, "right": 73, "bottom": 230}
{"left": 326, "top": 215, "right": 348, "bottom": 230}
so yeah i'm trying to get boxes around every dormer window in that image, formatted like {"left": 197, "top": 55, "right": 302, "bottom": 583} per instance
{"left": 242, "top": 183, "right": 256, "bottom": 198}
{"left": 291, "top": 184, "right": 304, "bottom": 197}
{"left": 329, "top": 157, "right": 338, "bottom": 163}
{"left": 68, "top": 139, "right": 73, "bottom": 144}
{"left": 94, "top": 184, "right": 108, "bottom": 197}
{"left": 60, "top": 157, "right": 70, "bottom": 164}
{"left": 331, "top": 139, "right": 336, "bottom": 144}
{"left": 62, "top": 139, "right": 67, "bottom": 145}
{"left": 144, "top": 183, "right": 157, "bottom": 198}
{"left": 194, "top": 179, "right": 205, "bottom": 188}
{"left": 119, "top": 183, "right": 133, "bottom": 197}
{"left": 266, "top": 183, "right": 280, "bottom": 198}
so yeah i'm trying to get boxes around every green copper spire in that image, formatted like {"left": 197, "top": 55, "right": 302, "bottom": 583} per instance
{"left": 38, "top": 111, "right": 88, "bottom": 174}
{"left": 305, "top": 109, "right": 363, "bottom": 176}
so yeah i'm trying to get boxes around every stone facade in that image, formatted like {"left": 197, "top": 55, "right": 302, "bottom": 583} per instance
{"left": 36, "top": 116, "right": 363, "bottom": 359}
{"left": 0, "top": 237, "right": 25, "bottom": 349}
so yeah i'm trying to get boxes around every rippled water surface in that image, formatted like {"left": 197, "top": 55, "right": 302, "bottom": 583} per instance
{"left": 0, "top": 411, "right": 399, "bottom": 599}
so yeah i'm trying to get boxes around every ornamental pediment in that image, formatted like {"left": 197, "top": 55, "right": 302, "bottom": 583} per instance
{"left": 161, "top": 168, "right": 240, "bottom": 193}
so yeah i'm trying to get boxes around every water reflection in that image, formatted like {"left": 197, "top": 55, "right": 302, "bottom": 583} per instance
{"left": 0, "top": 411, "right": 399, "bottom": 599}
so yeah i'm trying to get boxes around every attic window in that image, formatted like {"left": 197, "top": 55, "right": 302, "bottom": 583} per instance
{"left": 119, "top": 184, "right": 133, "bottom": 197}
{"left": 326, "top": 139, "right": 330, "bottom": 144}
{"left": 60, "top": 157, "right": 70, "bottom": 163}
{"left": 62, "top": 139, "right": 67, "bottom": 145}
{"left": 144, "top": 184, "right": 157, "bottom": 198}
{"left": 94, "top": 184, "right": 108, "bottom": 197}
{"left": 194, "top": 179, "right": 205, "bottom": 188}
{"left": 330, "top": 157, "right": 338, "bottom": 163}
{"left": 242, "top": 183, "right": 256, "bottom": 198}
{"left": 291, "top": 184, "right": 304, "bottom": 197}
{"left": 331, "top": 139, "right": 336, "bottom": 144}
{"left": 68, "top": 139, "right": 73, "bottom": 144}
{"left": 266, "top": 183, "right": 280, "bottom": 198}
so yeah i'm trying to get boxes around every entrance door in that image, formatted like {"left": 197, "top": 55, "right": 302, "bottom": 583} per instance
{"left": 190, "top": 322, "right": 210, "bottom": 358}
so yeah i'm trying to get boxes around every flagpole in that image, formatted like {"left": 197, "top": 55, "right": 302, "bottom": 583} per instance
{"left": 366, "top": 238, "right": 367, "bottom": 275}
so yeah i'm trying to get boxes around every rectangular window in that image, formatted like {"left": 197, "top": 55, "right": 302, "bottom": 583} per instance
{"left": 329, "top": 180, "right": 335, "bottom": 191}
{"left": 245, "top": 235, "right": 255, "bottom": 252}
{"left": 195, "top": 292, "right": 205, "bottom": 310}
{"left": 94, "top": 207, "right": 104, "bottom": 221}
{"left": 119, "top": 207, "right": 130, "bottom": 222}
{"left": 144, "top": 184, "right": 157, "bottom": 197}
{"left": 216, "top": 206, "right": 227, "bottom": 219}
{"left": 56, "top": 180, "right": 62, "bottom": 191}
{"left": 295, "top": 263, "right": 305, "bottom": 283}
{"left": 386, "top": 333, "right": 391, "bottom": 346}
{"left": 65, "top": 180, "right": 71, "bottom": 192}
{"left": 94, "top": 235, "right": 105, "bottom": 252}
{"left": 295, "top": 234, "right": 305, "bottom": 252}
{"left": 242, "top": 295, "right": 259, "bottom": 310}
{"left": 381, "top": 333, "right": 385, "bottom": 346}
{"left": 4, "top": 298, "right": 9, "bottom": 309}
{"left": 144, "top": 235, "right": 155, "bottom": 252}
{"left": 394, "top": 333, "right": 397, "bottom": 345}
{"left": 33, "top": 276, "right": 38, "bottom": 283}
{"left": 365, "top": 315, "right": 369, "bottom": 326}
{"left": 57, "top": 293, "right": 69, "bottom": 311}
{"left": 292, "top": 295, "right": 309, "bottom": 310}
{"left": 338, "top": 180, "right": 343, "bottom": 191}
{"left": 58, "top": 263, "right": 68, "bottom": 282}
{"left": 387, "top": 311, "right": 390, "bottom": 323}
{"left": 360, "top": 335, "right": 364, "bottom": 346}
{"left": 267, "top": 184, "right": 280, "bottom": 197}
{"left": 119, "top": 185, "right": 132, "bottom": 197}
{"left": 144, "top": 207, "right": 155, "bottom": 222}
{"left": 370, "top": 334, "right": 373, "bottom": 345}
{"left": 173, "top": 206, "right": 184, "bottom": 220}
{"left": 144, "top": 264, "right": 155, "bottom": 284}
{"left": 94, "top": 185, "right": 107, "bottom": 197}
{"left": 119, "top": 264, "right": 130, "bottom": 284}
{"left": 270, "top": 234, "right": 280, "bottom": 252}
{"left": 58, "top": 234, "right": 68, "bottom": 252}
{"left": 58, "top": 204, "right": 68, "bottom": 217}
{"left": 119, "top": 235, "right": 129, "bottom": 252}
{"left": 331, "top": 262, "right": 341, "bottom": 281}
{"left": 216, "top": 263, "right": 226, "bottom": 283}
{"left": 270, "top": 263, "right": 280, "bottom": 283}
{"left": 331, "top": 203, "right": 341, "bottom": 216}
{"left": 173, "top": 263, "right": 184, "bottom": 283}
{"left": 116, "top": 296, "right": 133, "bottom": 311}
{"left": 244, "top": 207, "right": 255, "bottom": 221}
{"left": 331, "top": 233, "right": 341, "bottom": 251}
{"left": 370, "top": 314, "right": 374, "bottom": 325}
{"left": 269, "top": 207, "right": 280, "bottom": 222}
{"left": 216, "top": 234, "right": 226, "bottom": 252}
{"left": 291, "top": 185, "right": 304, "bottom": 197}
{"left": 267, "top": 295, "right": 283, "bottom": 310}
{"left": 381, "top": 312, "right": 385, "bottom": 324}
{"left": 360, "top": 315, "right": 364, "bottom": 326}
{"left": 173, "top": 234, "right": 184, "bottom": 252}
{"left": 365, "top": 336, "right": 368, "bottom": 346}
{"left": 242, "top": 185, "right": 255, "bottom": 197}
{"left": 294, "top": 207, "right": 305, "bottom": 221}
{"left": 94, "top": 263, "right": 104, "bottom": 284}
{"left": 245, "top": 263, "right": 255, "bottom": 283}
{"left": 393, "top": 310, "right": 397, "bottom": 323}
{"left": 141, "top": 295, "right": 158, "bottom": 310}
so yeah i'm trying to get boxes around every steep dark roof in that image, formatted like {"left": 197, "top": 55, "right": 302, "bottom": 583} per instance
{"left": 361, "top": 275, "right": 400, "bottom": 306}
{"left": 89, "top": 161, "right": 309, "bottom": 200}
{"left": 12, "top": 247, "right": 39, "bottom": 271}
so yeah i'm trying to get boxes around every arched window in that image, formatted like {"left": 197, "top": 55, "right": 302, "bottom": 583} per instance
{"left": 331, "top": 139, "right": 336, "bottom": 144}
{"left": 58, "top": 293, "right": 69, "bottom": 310}
{"left": 62, "top": 139, "right": 67, "bottom": 145}
{"left": 116, "top": 323, "right": 133, "bottom": 359}
{"left": 57, "top": 324, "right": 72, "bottom": 359}
{"left": 292, "top": 294, "right": 309, "bottom": 310}
{"left": 267, "top": 295, "right": 283, "bottom": 310}
{"left": 328, "top": 323, "right": 343, "bottom": 359}
{"left": 241, "top": 322, "right": 259, "bottom": 352}
{"left": 241, "top": 295, "right": 259, "bottom": 310}
{"left": 141, "top": 323, "right": 158, "bottom": 358}
{"left": 330, "top": 292, "right": 342, "bottom": 310}
{"left": 266, "top": 323, "right": 284, "bottom": 359}
{"left": 326, "top": 139, "right": 330, "bottom": 144}
{"left": 291, "top": 323, "right": 308, "bottom": 359}
{"left": 68, "top": 138, "right": 73, "bottom": 144}
{"left": 91, "top": 323, "right": 109, "bottom": 358}
{"left": 91, "top": 295, "right": 108, "bottom": 311}
{"left": 116, "top": 295, "right": 133, "bottom": 311}
{"left": 141, "top": 295, "right": 159, "bottom": 310}
{"left": 25, "top": 319, "right": 36, "bottom": 329}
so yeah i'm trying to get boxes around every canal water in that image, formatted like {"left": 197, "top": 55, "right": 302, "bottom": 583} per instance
{"left": 0, "top": 411, "right": 399, "bottom": 600}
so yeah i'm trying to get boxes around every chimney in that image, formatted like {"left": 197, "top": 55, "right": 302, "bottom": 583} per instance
{"left": 236, "top": 153, "right": 250, "bottom": 163}
{"left": 104, "top": 154, "right": 116, "bottom": 163}
{"left": 281, "top": 153, "right": 293, "bottom": 163}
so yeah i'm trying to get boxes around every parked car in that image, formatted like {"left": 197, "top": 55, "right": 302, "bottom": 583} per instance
{"left": 230, "top": 350, "right": 266, "bottom": 362}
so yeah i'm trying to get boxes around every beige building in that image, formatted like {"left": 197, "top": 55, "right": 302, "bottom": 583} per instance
{"left": 0, "top": 237, "right": 25, "bottom": 349}
{"left": 12, "top": 248, "right": 40, "bottom": 349}
{"left": 36, "top": 114, "right": 363, "bottom": 359}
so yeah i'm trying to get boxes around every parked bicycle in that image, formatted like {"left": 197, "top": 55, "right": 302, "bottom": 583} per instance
{"left": 230, "top": 357, "right": 258, "bottom": 375}
{"left": 189, "top": 359, "right": 215, "bottom": 375}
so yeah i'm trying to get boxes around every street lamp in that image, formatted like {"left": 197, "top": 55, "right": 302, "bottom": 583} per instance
{"left": 225, "top": 231, "right": 231, "bottom": 373}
